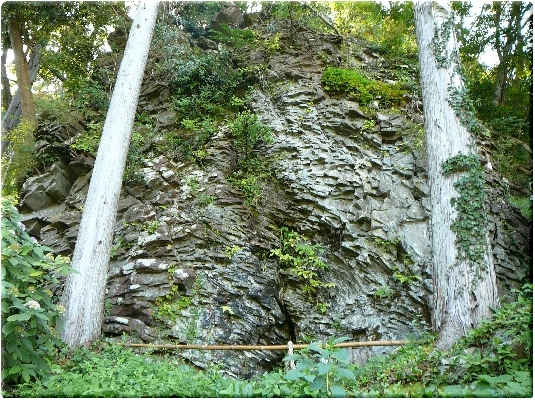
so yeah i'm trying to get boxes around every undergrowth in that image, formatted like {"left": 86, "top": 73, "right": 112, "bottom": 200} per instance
{"left": 13, "top": 344, "right": 231, "bottom": 398}
{"left": 7, "top": 283, "right": 531, "bottom": 398}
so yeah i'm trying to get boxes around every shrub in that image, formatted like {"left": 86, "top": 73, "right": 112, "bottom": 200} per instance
{"left": 229, "top": 111, "right": 273, "bottom": 165}
{"left": 1, "top": 200, "right": 71, "bottom": 383}
{"left": 170, "top": 52, "right": 254, "bottom": 119}
{"left": 281, "top": 337, "right": 356, "bottom": 398}
{"left": 208, "top": 24, "right": 257, "bottom": 48}
{"left": 70, "top": 121, "right": 103, "bottom": 155}
{"left": 1, "top": 120, "right": 37, "bottom": 196}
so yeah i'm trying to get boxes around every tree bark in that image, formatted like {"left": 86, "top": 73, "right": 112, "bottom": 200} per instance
{"left": 7, "top": 18, "right": 36, "bottom": 130}
{"left": 1, "top": 48, "right": 40, "bottom": 155}
{"left": 414, "top": 1, "right": 499, "bottom": 349}
{"left": 1, "top": 47, "right": 12, "bottom": 110}
{"left": 59, "top": 1, "right": 159, "bottom": 348}
{"left": 492, "top": 2, "right": 524, "bottom": 106}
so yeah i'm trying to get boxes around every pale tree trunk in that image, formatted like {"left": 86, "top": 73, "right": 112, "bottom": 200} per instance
{"left": 414, "top": 2, "right": 498, "bottom": 349}
{"left": 59, "top": 1, "right": 159, "bottom": 347}
{"left": 7, "top": 18, "right": 36, "bottom": 131}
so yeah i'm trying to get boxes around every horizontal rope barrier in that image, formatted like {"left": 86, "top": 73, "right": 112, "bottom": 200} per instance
{"left": 117, "top": 340, "right": 409, "bottom": 351}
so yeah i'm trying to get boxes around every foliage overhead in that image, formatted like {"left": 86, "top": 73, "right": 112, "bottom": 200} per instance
{"left": 1, "top": 1, "right": 128, "bottom": 93}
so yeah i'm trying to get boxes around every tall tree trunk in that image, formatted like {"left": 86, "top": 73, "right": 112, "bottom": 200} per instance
{"left": 59, "top": 1, "right": 159, "bottom": 348}
{"left": 7, "top": 18, "right": 36, "bottom": 130}
{"left": 493, "top": 2, "right": 524, "bottom": 106}
{"left": 1, "top": 47, "right": 12, "bottom": 110}
{"left": 1, "top": 47, "right": 40, "bottom": 155}
{"left": 414, "top": 2, "right": 499, "bottom": 349}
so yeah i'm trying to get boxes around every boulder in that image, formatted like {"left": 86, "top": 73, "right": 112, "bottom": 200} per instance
{"left": 20, "top": 162, "right": 76, "bottom": 211}
{"left": 210, "top": 4, "right": 243, "bottom": 30}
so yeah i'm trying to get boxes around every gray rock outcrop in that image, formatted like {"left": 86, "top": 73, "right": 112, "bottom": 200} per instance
{"left": 17, "top": 13, "right": 531, "bottom": 379}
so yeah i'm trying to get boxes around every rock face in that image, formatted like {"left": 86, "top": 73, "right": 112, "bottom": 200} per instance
{"left": 18, "top": 8, "right": 531, "bottom": 378}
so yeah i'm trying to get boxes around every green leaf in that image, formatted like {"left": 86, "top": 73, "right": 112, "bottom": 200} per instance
{"left": 43, "top": 340, "right": 55, "bottom": 353}
{"left": 21, "top": 369, "right": 31, "bottom": 383}
{"left": 310, "top": 375, "right": 326, "bottom": 391}
{"left": 442, "top": 385, "right": 468, "bottom": 397}
{"left": 505, "top": 381, "right": 528, "bottom": 395}
{"left": 33, "top": 246, "right": 44, "bottom": 258}
{"left": 9, "top": 365, "right": 22, "bottom": 375}
{"left": 308, "top": 342, "right": 325, "bottom": 355}
{"left": 20, "top": 244, "right": 32, "bottom": 255}
{"left": 284, "top": 369, "right": 304, "bottom": 381}
{"left": 21, "top": 337, "right": 34, "bottom": 353}
{"left": 335, "top": 368, "right": 355, "bottom": 381}
{"left": 479, "top": 374, "right": 512, "bottom": 384}
{"left": 332, "top": 348, "right": 348, "bottom": 362}
{"left": 280, "top": 385, "right": 291, "bottom": 395}
{"left": 330, "top": 385, "right": 346, "bottom": 398}
{"left": 6, "top": 338, "right": 19, "bottom": 354}
{"left": 7, "top": 312, "right": 31, "bottom": 321}
{"left": 317, "top": 362, "right": 332, "bottom": 375}
{"left": 2, "top": 321, "right": 16, "bottom": 335}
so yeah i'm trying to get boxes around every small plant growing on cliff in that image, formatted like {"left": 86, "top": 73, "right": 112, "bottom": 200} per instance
{"left": 271, "top": 227, "right": 335, "bottom": 297}
{"left": 360, "top": 119, "right": 376, "bottom": 133}
{"left": 225, "top": 245, "right": 242, "bottom": 259}
{"left": 374, "top": 285, "right": 394, "bottom": 299}
{"left": 227, "top": 175, "right": 263, "bottom": 205}
{"left": 322, "top": 67, "right": 406, "bottom": 107}
{"left": 229, "top": 111, "right": 273, "bottom": 166}
{"left": 70, "top": 121, "right": 103, "bottom": 155}
{"left": 263, "top": 32, "right": 281, "bottom": 51}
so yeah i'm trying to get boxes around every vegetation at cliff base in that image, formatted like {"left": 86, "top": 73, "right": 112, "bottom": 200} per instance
{"left": 10, "top": 283, "right": 532, "bottom": 397}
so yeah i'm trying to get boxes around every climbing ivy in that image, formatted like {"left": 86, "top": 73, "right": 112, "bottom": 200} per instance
{"left": 432, "top": 13, "right": 490, "bottom": 140}
{"left": 431, "top": 14, "right": 456, "bottom": 69}
{"left": 447, "top": 85, "right": 489, "bottom": 138}
{"left": 442, "top": 153, "right": 489, "bottom": 280}
{"left": 432, "top": 9, "right": 492, "bottom": 282}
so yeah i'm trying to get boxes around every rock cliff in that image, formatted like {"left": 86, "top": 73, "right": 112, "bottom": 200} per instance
{"left": 17, "top": 6, "right": 531, "bottom": 378}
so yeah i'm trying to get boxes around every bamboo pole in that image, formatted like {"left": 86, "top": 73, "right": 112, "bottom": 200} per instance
{"left": 117, "top": 340, "right": 409, "bottom": 351}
